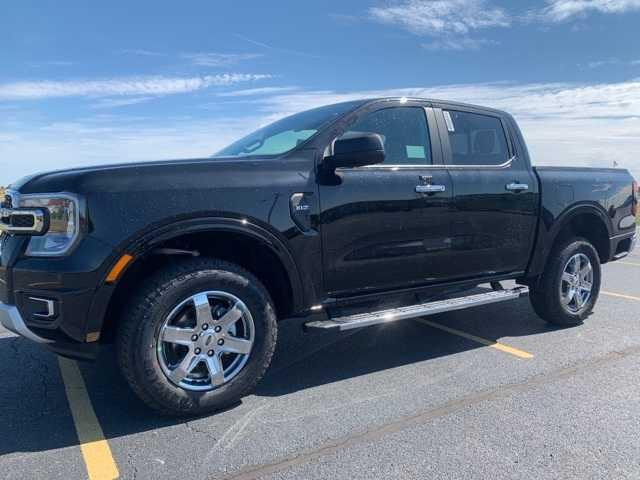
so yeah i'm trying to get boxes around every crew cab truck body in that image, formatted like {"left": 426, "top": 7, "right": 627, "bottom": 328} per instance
{"left": 1, "top": 98, "right": 637, "bottom": 415}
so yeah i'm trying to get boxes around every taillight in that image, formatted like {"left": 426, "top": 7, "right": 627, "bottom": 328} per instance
{"left": 633, "top": 180, "right": 638, "bottom": 217}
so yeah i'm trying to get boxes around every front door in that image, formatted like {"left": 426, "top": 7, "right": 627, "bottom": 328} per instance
{"left": 318, "top": 103, "right": 454, "bottom": 297}
{"left": 435, "top": 107, "right": 538, "bottom": 279}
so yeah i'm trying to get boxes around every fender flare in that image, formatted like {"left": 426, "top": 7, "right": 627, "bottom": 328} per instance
{"left": 527, "top": 202, "right": 613, "bottom": 277}
{"left": 85, "top": 216, "right": 305, "bottom": 338}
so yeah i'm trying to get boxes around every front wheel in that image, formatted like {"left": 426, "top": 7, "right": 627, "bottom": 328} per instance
{"left": 529, "top": 237, "right": 601, "bottom": 326}
{"left": 116, "top": 258, "right": 277, "bottom": 416}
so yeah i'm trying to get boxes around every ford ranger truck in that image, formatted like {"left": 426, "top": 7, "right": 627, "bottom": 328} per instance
{"left": 0, "top": 98, "right": 637, "bottom": 416}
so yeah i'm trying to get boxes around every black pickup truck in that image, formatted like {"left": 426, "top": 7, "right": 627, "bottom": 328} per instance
{"left": 1, "top": 98, "right": 637, "bottom": 415}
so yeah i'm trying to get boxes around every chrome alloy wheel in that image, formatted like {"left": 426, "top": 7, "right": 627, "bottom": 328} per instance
{"left": 157, "top": 291, "right": 255, "bottom": 392}
{"left": 559, "top": 253, "right": 594, "bottom": 314}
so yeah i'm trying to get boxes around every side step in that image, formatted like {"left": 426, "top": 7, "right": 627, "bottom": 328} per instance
{"left": 305, "top": 286, "right": 529, "bottom": 332}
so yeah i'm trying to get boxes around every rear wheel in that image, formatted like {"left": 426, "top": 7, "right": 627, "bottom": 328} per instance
{"left": 529, "top": 237, "right": 601, "bottom": 326}
{"left": 116, "top": 258, "right": 277, "bottom": 416}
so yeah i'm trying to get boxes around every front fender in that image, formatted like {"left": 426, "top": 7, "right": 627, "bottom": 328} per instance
{"left": 84, "top": 215, "right": 305, "bottom": 339}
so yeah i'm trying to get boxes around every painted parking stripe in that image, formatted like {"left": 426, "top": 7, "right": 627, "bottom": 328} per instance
{"left": 601, "top": 290, "right": 640, "bottom": 302}
{"left": 416, "top": 318, "right": 534, "bottom": 359}
{"left": 611, "top": 261, "right": 640, "bottom": 267}
{"left": 58, "top": 357, "right": 119, "bottom": 480}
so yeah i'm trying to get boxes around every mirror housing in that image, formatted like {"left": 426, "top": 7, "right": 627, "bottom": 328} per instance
{"left": 325, "top": 132, "right": 385, "bottom": 169}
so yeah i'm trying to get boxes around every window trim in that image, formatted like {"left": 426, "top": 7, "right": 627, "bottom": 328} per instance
{"left": 438, "top": 108, "right": 517, "bottom": 170}
{"left": 333, "top": 104, "right": 436, "bottom": 170}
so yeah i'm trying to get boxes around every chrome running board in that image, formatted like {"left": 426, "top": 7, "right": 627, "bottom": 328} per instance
{"left": 304, "top": 286, "right": 529, "bottom": 332}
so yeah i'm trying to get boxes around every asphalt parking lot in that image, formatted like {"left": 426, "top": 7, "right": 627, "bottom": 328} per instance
{"left": 2, "top": 251, "right": 640, "bottom": 480}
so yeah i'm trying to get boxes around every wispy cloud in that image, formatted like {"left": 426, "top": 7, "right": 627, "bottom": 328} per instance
{"left": 579, "top": 57, "right": 640, "bottom": 68}
{"left": 0, "top": 74, "right": 272, "bottom": 101}
{"left": 27, "top": 60, "right": 74, "bottom": 68}
{"left": 369, "top": 0, "right": 510, "bottom": 35}
{"left": 181, "top": 52, "right": 262, "bottom": 67}
{"left": 120, "top": 49, "right": 165, "bottom": 57}
{"left": 89, "top": 97, "right": 155, "bottom": 109}
{"left": 422, "top": 37, "right": 498, "bottom": 51}
{"left": 537, "top": 0, "right": 640, "bottom": 22}
{"left": 217, "top": 86, "right": 300, "bottom": 97}
{"left": 234, "top": 33, "right": 323, "bottom": 59}
{"left": 365, "top": 0, "right": 640, "bottom": 43}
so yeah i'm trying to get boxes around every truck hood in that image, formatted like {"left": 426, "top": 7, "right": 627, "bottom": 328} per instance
{"left": 11, "top": 156, "right": 276, "bottom": 195}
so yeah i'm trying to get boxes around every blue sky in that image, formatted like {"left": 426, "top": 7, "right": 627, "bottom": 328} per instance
{"left": 2, "top": 0, "right": 640, "bottom": 185}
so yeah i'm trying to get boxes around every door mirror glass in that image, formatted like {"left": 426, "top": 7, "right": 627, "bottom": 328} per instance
{"left": 326, "top": 132, "right": 385, "bottom": 169}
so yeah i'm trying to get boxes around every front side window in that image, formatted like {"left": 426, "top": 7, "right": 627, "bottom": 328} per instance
{"left": 443, "top": 110, "right": 510, "bottom": 166}
{"left": 341, "top": 107, "right": 432, "bottom": 165}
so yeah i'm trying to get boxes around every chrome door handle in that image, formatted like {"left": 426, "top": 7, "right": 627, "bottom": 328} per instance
{"left": 415, "top": 184, "right": 446, "bottom": 194}
{"left": 506, "top": 182, "right": 529, "bottom": 192}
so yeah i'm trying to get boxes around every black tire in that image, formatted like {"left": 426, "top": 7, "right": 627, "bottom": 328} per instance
{"left": 116, "top": 258, "right": 277, "bottom": 416}
{"left": 529, "top": 237, "right": 601, "bottom": 326}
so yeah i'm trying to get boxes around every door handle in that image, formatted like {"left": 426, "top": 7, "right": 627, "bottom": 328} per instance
{"left": 506, "top": 182, "right": 529, "bottom": 192}
{"left": 415, "top": 184, "right": 446, "bottom": 194}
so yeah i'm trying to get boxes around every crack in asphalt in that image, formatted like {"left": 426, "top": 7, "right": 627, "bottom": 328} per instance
{"left": 217, "top": 345, "right": 640, "bottom": 480}
{"left": 184, "top": 420, "right": 212, "bottom": 435}
{"left": 126, "top": 449, "right": 140, "bottom": 480}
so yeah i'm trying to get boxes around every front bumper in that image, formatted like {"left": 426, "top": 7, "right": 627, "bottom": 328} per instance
{"left": 1, "top": 300, "right": 100, "bottom": 359}
{"left": 1, "top": 233, "right": 115, "bottom": 360}
{"left": 0, "top": 301, "right": 52, "bottom": 343}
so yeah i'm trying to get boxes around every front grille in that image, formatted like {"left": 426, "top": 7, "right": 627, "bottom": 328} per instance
{"left": 10, "top": 215, "right": 35, "bottom": 228}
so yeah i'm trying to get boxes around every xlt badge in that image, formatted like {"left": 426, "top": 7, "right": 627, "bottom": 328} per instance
{"left": 289, "top": 193, "right": 314, "bottom": 233}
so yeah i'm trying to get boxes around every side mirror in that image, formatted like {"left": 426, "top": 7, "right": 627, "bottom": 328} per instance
{"left": 325, "top": 132, "right": 385, "bottom": 170}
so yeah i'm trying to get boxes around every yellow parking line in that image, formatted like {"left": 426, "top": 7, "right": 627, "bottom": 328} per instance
{"left": 416, "top": 318, "right": 534, "bottom": 359}
{"left": 612, "top": 261, "right": 640, "bottom": 267}
{"left": 601, "top": 290, "right": 640, "bottom": 302}
{"left": 58, "top": 357, "right": 119, "bottom": 480}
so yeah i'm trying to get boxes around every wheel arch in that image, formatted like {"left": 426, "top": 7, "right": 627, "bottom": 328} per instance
{"left": 528, "top": 202, "right": 612, "bottom": 280}
{"left": 87, "top": 216, "right": 305, "bottom": 343}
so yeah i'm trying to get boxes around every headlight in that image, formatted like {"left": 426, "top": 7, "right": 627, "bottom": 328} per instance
{"left": 18, "top": 193, "right": 84, "bottom": 256}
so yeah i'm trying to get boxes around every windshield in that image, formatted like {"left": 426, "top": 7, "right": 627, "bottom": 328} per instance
{"left": 216, "top": 100, "right": 364, "bottom": 157}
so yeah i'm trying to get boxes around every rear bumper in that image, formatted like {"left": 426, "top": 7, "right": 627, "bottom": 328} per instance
{"left": 610, "top": 230, "right": 636, "bottom": 261}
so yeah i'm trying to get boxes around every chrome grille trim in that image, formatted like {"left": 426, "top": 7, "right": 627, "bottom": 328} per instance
{"left": 0, "top": 190, "right": 47, "bottom": 235}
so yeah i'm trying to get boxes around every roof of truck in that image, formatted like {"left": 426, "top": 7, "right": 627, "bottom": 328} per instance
{"left": 361, "top": 96, "right": 510, "bottom": 117}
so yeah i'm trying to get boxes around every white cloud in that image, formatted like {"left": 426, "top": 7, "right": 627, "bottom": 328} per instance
{"left": 539, "top": 0, "right": 640, "bottom": 22}
{"left": 27, "top": 60, "right": 74, "bottom": 68}
{"left": 181, "top": 52, "right": 262, "bottom": 67}
{"left": 120, "top": 49, "right": 164, "bottom": 57}
{"left": 422, "top": 37, "right": 498, "bottom": 50}
{"left": 89, "top": 97, "right": 155, "bottom": 109}
{"left": 2, "top": 80, "right": 640, "bottom": 185}
{"left": 217, "top": 86, "right": 300, "bottom": 97}
{"left": 579, "top": 58, "right": 640, "bottom": 69}
{"left": 366, "top": 0, "right": 640, "bottom": 35}
{"left": 0, "top": 74, "right": 272, "bottom": 101}
{"left": 369, "top": 0, "right": 510, "bottom": 35}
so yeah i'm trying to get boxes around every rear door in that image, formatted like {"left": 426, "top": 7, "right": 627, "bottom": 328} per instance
{"left": 318, "top": 102, "right": 455, "bottom": 296}
{"left": 434, "top": 106, "right": 538, "bottom": 279}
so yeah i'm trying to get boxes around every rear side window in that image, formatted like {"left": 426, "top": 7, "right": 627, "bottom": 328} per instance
{"left": 342, "top": 107, "right": 432, "bottom": 165}
{"left": 443, "top": 110, "right": 510, "bottom": 166}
